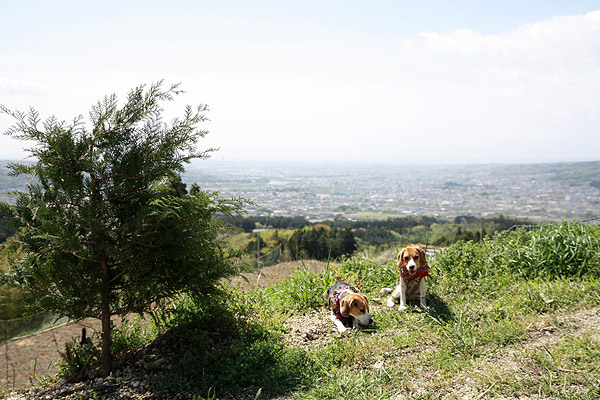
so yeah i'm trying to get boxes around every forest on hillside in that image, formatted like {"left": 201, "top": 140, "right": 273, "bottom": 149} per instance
{"left": 221, "top": 214, "right": 536, "bottom": 265}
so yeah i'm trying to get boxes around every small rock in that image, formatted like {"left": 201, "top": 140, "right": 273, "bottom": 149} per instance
{"left": 146, "top": 358, "right": 163, "bottom": 370}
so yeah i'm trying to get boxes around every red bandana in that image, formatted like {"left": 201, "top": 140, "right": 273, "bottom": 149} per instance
{"left": 332, "top": 289, "right": 351, "bottom": 324}
{"left": 400, "top": 266, "right": 430, "bottom": 285}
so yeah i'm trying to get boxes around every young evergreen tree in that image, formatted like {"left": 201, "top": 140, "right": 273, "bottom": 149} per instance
{"left": 0, "top": 81, "right": 244, "bottom": 375}
{"left": 165, "top": 171, "right": 189, "bottom": 198}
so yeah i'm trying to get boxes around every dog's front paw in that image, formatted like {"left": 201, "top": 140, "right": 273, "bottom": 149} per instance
{"left": 386, "top": 298, "right": 396, "bottom": 308}
{"left": 331, "top": 315, "right": 347, "bottom": 333}
{"left": 398, "top": 304, "right": 408, "bottom": 311}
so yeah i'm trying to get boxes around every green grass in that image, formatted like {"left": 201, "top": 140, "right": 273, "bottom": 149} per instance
{"left": 56, "top": 221, "right": 600, "bottom": 399}
{"left": 433, "top": 221, "right": 600, "bottom": 280}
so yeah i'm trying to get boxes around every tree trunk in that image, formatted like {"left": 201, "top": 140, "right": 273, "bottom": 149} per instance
{"left": 100, "top": 258, "right": 113, "bottom": 376}
{"left": 101, "top": 294, "right": 113, "bottom": 376}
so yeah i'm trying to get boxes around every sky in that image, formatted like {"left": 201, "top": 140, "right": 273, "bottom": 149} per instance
{"left": 1, "top": 0, "right": 600, "bottom": 165}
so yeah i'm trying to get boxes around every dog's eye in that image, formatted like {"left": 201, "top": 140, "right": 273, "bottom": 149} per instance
{"left": 414, "top": 255, "right": 419, "bottom": 260}
{"left": 404, "top": 256, "right": 409, "bottom": 261}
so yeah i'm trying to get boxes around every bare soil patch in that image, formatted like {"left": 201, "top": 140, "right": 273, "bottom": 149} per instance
{"left": 227, "top": 260, "right": 330, "bottom": 290}
{"left": 0, "top": 318, "right": 104, "bottom": 390}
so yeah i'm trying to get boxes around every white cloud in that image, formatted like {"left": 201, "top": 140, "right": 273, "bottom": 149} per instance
{"left": 380, "top": 11, "right": 600, "bottom": 163}
{"left": 0, "top": 78, "right": 44, "bottom": 96}
{"left": 401, "top": 11, "right": 600, "bottom": 63}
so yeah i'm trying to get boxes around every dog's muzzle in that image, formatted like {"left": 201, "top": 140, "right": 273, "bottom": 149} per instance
{"left": 407, "top": 263, "right": 417, "bottom": 274}
{"left": 356, "top": 313, "right": 373, "bottom": 327}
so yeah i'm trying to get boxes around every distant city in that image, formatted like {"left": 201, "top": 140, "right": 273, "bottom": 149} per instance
{"left": 0, "top": 159, "right": 597, "bottom": 223}
{"left": 182, "top": 160, "right": 600, "bottom": 222}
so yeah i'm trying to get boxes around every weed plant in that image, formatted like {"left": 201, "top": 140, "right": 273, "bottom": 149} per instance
{"left": 57, "top": 333, "right": 100, "bottom": 381}
{"left": 111, "top": 315, "right": 159, "bottom": 354}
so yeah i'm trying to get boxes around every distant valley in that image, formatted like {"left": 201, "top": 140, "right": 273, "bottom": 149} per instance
{"left": 181, "top": 160, "right": 600, "bottom": 222}
{"left": 1, "top": 160, "right": 598, "bottom": 222}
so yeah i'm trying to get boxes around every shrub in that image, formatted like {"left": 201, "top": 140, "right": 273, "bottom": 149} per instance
{"left": 430, "top": 240, "right": 492, "bottom": 280}
{"left": 432, "top": 222, "right": 600, "bottom": 281}
{"left": 499, "top": 221, "right": 600, "bottom": 279}
{"left": 152, "top": 292, "right": 315, "bottom": 395}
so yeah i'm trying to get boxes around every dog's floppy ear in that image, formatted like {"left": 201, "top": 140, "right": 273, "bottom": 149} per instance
{"left": 417, "top": 247, "right": 427, "bottom": 266}
{"left": 340, "top": 297, "right": 351, "bottom": 317}
{"left": 397, "top": 248, "right": 406, "bottom": 268}
{"left": 358, "top": 294, "right": 369, "bottom": 311}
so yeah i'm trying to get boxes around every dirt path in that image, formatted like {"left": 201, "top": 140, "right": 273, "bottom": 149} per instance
{"left": 448, "top": 306, "right": 600, "bottom": 399}
{"left": 0, "top": 260, "right": 329, "bottom": 390}
{"left": 227, "top": 260, "right": 330, "bottom": 290}
{"left": 0, "top": 318, "right": 102, "bottom": 390}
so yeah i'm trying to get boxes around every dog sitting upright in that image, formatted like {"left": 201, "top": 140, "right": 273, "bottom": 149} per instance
{"left": 323, "top": 282, "right": 372, "bottom": 333}
{"left": 381, "top": 245, "right": 430, "bottom": 310}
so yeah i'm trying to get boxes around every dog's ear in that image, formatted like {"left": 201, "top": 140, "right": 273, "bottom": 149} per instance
{"left": 340, "top": 298, "right": 351, "bottom": 317}
{"left": 322, "top": 289, "right": 329, "bottom": 301}
{"left": 359, "top": 294, "right": 369, "bottom": 311}
{"left": 397, "top": 249, "right": 405, "bottom": 268}
{"left": 417, "top": 247, "right": 427, "bottom": 266}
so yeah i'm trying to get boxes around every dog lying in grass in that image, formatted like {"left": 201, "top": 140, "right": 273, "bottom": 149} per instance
{"left": 323, "top": 282, "right": 372, "bottom": 333}
{"left": 381, "top": 245, "right": 430, "bottom": 310}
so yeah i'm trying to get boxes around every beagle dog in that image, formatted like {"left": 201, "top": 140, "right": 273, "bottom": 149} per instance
{"left": 381, "top": 245, "right": 430, "bottom": 310}
{"left": 323, "top": 282, "right": 372, "bottom": 333}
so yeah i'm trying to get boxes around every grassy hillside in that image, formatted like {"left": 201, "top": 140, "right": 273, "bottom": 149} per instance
{"left": 49, "top": 221, "right": 600, "bottom": 399}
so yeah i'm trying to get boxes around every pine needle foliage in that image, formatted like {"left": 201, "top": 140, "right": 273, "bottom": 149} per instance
{"left": 0, "top": 81, "right": 244, "bottom": 375}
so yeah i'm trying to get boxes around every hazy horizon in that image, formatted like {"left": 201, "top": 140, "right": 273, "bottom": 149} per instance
{"left": 1, "top": 156, "right": 599, "bottom": 169}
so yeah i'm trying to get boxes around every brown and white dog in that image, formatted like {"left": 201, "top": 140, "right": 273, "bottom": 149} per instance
{"left": 323, "top": 282, "right": 372, "bottom": 333}
{"left": 381, "top": 245, "right": 430, "bottom": 310}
